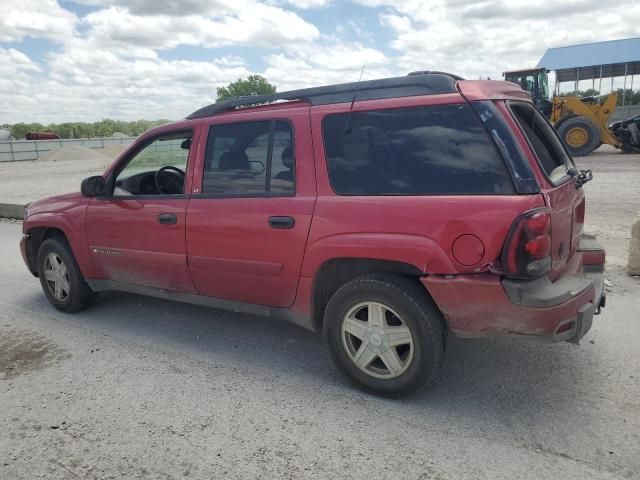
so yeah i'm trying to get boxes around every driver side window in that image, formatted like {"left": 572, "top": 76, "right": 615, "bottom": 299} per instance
{"left": 114, "top": 130, "right": 192, "bottom": 196}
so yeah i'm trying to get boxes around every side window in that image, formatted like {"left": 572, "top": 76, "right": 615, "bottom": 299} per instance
{"left": 510, "top": 102, "right": 572, "bottom": 183}
{"left": 202, "top": 120, "right": 294, "bottom": 196}
{"left": 322, "top": 104, "right": 514, "bottom": 195}
{"left": 270, "top": 122, "right": 295, "bottom": 194}
{"left": 114, "top": 131, "right": 192, "bottom": 196}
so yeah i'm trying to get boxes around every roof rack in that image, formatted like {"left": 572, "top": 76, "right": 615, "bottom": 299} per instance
{"left": 187, "top": 72, "right": 463, "bottom": 119}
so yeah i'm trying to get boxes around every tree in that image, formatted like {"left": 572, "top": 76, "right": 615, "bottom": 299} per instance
{"left": 216, "top": 75, "right": 276, "bottom": 102}
{"left": 2, "top": 119, "right": 171, "bottom": 139}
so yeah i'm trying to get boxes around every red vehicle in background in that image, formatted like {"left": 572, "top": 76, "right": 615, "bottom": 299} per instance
{"left": 25, "top": 132, "right": 60, "bottom": 140}
{"left": 20, "top": 72, "right": 606, "bottom": 396}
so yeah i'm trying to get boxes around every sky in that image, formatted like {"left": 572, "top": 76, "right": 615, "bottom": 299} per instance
{"left": 1, "top": 0, "right": 639, "bottom": 123}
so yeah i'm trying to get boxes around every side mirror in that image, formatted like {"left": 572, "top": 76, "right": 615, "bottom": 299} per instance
{"left": 81, "top": 176, "right": 107, "bottom": 197}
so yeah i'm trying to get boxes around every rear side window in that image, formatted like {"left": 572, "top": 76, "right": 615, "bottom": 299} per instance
{"left": 510, "top": 102, "right": 572, "bottom": 183}
{"left": 322, "top": 104, "right": 514, "bottom": 195}
{"left": 202, "top": 120, "right": 294, "bottom": 196}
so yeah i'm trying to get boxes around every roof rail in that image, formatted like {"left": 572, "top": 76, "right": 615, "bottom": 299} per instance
{"left": 186, "top": 72, "right": 462, "bottom": 119}
{"left": 407, "top": 70, "right": 465, "bottom": 81}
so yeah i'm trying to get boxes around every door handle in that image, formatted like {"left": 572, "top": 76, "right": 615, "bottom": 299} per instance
{"left": 268, "top": 216, "right": 295, "bottom": 229}
{"left": 157, "top": 213, "right": 177, "bottom": 225}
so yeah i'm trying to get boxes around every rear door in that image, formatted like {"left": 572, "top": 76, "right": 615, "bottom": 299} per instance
{"left": 185, "top": 107, "right": 316, "bottom": 307}
{"left": 509, "top": 102, "right": 585, "bottom": 276}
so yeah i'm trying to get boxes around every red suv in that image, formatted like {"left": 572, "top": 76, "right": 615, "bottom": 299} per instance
{"left": 20, "top": 73, "right": 606, "bottom": 396}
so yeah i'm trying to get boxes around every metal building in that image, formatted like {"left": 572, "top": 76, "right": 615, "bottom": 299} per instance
{"left": 537, "top": 37, "right": 640, "bottom": 116}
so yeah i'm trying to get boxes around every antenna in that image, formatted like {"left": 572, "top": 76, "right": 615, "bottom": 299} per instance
{"left": 344, "top": 65, "right": 366, "bottom": 134}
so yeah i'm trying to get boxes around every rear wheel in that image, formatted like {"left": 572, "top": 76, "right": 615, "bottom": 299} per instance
{"left": 556, "top": 116, "right": 601, "bottom": 157}
{"left": 323, "top": 274, "right": 444, "bottom": 397}
{"left": 37, "top": 237, "right": 97, "bottom": 313}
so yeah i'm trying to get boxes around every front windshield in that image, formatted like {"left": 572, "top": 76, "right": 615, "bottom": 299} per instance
{"left": 537, "top": 71, "right": 549, "bottom": 99}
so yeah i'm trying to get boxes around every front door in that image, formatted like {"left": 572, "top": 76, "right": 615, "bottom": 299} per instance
{"left": 186, "top": 110, "right": 316, "bottom": 307}
{"left": 85, "top": 128, "right": 198, "bottom": 293}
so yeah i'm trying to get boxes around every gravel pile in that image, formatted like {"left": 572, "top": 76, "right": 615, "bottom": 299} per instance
{"left": 37, "top": 146, "right": 112, "bottom": 163}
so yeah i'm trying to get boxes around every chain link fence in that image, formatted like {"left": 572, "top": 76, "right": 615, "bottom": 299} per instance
{"left": 0, "top": 136, "right": 136, "bottom": 162}
{"left": 609, "top": 105, "right": 640, "bottom": 123}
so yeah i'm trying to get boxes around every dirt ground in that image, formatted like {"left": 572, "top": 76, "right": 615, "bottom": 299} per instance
{"left": 0, "top": 147, "right": 639, "bottom": 479}
{"left": 0, "top": 158, "right": 108, "bottom": 204}
{"left": 577, "top": 147, "right": 639, "bottom": 281}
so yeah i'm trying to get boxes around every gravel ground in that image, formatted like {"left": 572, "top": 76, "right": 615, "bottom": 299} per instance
{"left": 0, "top": 158, "right": 109, "bottom": 204}
{"left": 0, "top": 148, "right": 639, "bottom": 479}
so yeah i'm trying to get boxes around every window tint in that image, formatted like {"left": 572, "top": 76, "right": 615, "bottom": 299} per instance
{"left": 510, "top": 102, "right": 572, "bottom": 183}
{"left": 322, "top": 104, "right": 514, "bottom": 195}
{"left": 270, "top": 122, "right": 295, "bottom": 194}
{"left": 203, "top": 120, "right": 294, "bottom": 196}
{"left": 114, "top": 131, "right": 191, "bottom": 196}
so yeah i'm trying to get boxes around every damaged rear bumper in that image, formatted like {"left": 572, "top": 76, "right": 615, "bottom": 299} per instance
{"left": 422, "top": 235, "right": 605, "bottom": 343}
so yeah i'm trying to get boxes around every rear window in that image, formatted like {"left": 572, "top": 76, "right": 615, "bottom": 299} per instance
{"left": 510, "top": 102, "right": 572, "bottom": 183}
{"left": 322, "top": 104, "right": 514, "bottom": 195}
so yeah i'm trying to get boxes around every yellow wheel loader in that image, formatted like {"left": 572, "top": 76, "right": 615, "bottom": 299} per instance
{"left": 504, "top": 68, "right": 620, "bottom": 156}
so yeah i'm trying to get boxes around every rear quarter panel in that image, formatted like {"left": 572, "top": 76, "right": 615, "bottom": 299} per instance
{"left": 301, "top": 195, "right": 545, "bottom": 276}
{"left": 304, "top": 95, "right": 546, "bottom": 277}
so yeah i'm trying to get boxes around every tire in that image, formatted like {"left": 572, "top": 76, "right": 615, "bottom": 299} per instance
{"left": 37, "top": 236, "right": 97, "bottom": 313}
{"left": 323, "top": 274, "right": 444, "bottom": 397}
{"left": 556, "top": 116, "right": 601, "bottom": 157}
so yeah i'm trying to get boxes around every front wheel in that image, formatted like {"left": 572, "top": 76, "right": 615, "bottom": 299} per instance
{"left": 37, "top": 237, "right": 97, "bottom": 313}
{"left": 323, "top": 274, "right": 444, "bottom": 397}
{"left": 556, "top": 116, "right": 601, "bottom": 157}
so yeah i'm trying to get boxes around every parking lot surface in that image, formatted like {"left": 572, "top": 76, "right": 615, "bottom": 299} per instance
{"left": 0, "top": 150, "right": 639, "bottom": 479}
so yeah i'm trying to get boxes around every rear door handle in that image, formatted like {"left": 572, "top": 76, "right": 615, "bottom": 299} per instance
{"left": 157, "top": 213, "right": 177, "bottom": 225}
{"left": 268, "top": 216, "right": 295, "bottom": 229}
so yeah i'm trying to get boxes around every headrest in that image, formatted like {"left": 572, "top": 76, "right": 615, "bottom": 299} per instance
{"left": 219, "top": 151, "right": 250, "bottom": 170}
{"left": 281, "top": 146, "right": 293, "bottom": 168}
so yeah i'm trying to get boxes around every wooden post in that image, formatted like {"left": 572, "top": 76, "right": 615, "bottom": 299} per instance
{"left": 629, "top": 216, "right": 640, "bottom": 276}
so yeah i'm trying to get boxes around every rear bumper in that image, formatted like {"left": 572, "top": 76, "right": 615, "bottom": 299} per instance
{"left": 422, "top": 235, "right": 605, "bottom": 343}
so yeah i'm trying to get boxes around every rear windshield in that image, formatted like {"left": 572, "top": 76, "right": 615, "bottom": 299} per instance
{"left": 322, "top": 104, "right": 515, "bottom": 195}
{"left": 510, "top": 102, "right": 573, "bottom": 183}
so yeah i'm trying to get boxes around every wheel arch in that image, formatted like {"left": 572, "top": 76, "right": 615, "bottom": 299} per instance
{"left": 310, "top": 257, "right": 436, "bottom": 333}
{"left": 24, "top": 212, "right": 96, "bottom": 278}
{"left": 24, "top": 226, "right": 68, "bottom": 276}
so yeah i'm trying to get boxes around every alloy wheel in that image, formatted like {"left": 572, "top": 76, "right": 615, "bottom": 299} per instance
{"left": 341, "top": 301, "right": 414, "bottom": 379}
{"left": 44, "top": 253, "right": 70, "bottom": 301}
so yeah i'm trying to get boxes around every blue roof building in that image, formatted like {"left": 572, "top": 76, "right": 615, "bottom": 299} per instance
{"left": 537, "top": 37, "right": 640, "bottom": 83}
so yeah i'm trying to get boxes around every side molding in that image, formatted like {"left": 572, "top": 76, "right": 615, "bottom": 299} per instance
{"left": 86, "top": 280, "right": 315, "bottom": 332}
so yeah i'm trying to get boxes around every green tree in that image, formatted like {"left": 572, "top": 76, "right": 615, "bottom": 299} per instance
{"left": 558, "top": 89, "right": 600, "bottom": 98}
{"left": 558, "top": 88, "right": 640, "bottom": 105}
{"left": 216, "top": 75, "right": 276, "bottom": 102}
{"left": 4, "top": 119, "right": 172, "bottom": 139}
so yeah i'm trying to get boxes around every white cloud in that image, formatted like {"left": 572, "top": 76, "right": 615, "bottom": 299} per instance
{"left": 283, "top": 0, "right": 332, "bottom": 8}
{"left": 0, "top": 48, "right": 45, "bottom": 118}
{"left": 75, "top": 0, "right": 229, "bottom": 16}
{"left": 0, "top": 0, "right": 77, "bottom": 42}
{"left": 368, "top": 0, "right": 640, "bottom": 80}
{"left": 2, "top": 0, "right": 640, "bottom": 123}
{"left": 264, "top": 42, "right": 392, "bottom": 91}
{"left": 80, "top": 4, "right": 319, "bottom": 50}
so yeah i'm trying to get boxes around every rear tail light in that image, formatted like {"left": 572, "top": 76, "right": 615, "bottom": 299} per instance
{"left": 502, "top": 208, "right": 552, "bottom": 278}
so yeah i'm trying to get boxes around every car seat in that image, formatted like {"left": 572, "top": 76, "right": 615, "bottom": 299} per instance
{"left": 275, "top": 146, "right": 294, "bottom": 181}
{"left": 219, "top": 151, "right": 250, "bottom": 170}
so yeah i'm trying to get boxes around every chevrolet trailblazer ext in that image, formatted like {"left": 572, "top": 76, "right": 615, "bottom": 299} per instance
{"left": 21, "top": 73, "right": 606, "bottom": 396}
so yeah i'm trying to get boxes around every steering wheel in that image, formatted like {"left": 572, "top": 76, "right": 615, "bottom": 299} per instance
{"left": 155, "top": 166, "right": 185, "bottom": 194}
